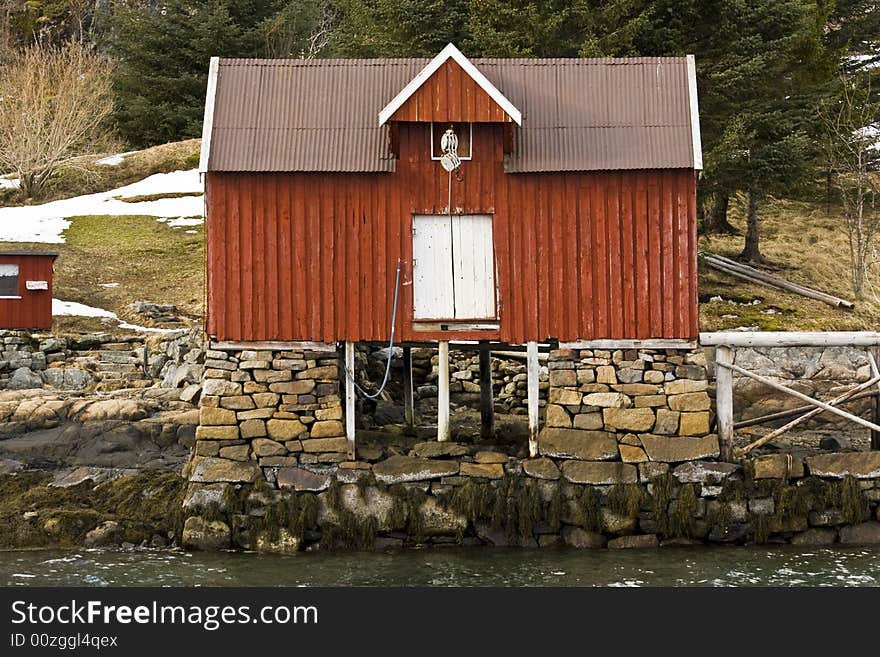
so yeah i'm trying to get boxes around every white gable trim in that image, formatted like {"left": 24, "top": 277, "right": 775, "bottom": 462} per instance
{"left": 198, "top": 56, "right": 220, "bottom": 174}
{"left": 686, "top": 54, "right": 703, "bottom": 171}
{"left": 378, "top": 43, "right": 522, "bottom": 126}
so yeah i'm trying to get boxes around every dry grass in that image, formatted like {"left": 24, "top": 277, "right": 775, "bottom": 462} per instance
{"left": 699, "top": 194, "right": 880, "bottom": 331}
{"left": 0, "top": 139, "right": 201, "bottom": 205}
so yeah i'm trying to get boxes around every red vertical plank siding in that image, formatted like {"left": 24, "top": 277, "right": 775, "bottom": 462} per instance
{"left": 205, "top": 124, "right": 698, "bottom": 343}
{"left": 0, "top": 255, "right": 56, "bottom": 329}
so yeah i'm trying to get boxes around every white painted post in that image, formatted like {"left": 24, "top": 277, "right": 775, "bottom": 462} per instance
{"left": 527, "top": 340, "right": 539, "bottom": 457}
{"left": 438, "top": 340, "right": 450, "bottom": 442}
{"left": 714, "top": 345, "right": 734, "bottom": 462}
{"left": 345, "top": 341, "right": 356, "bottom": 460}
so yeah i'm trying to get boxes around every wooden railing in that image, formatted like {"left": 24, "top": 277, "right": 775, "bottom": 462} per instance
{"left": 700, "top": 332, "right": 880, "bottom": 460}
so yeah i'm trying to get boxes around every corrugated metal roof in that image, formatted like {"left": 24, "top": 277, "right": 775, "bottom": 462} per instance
{"left": 207, "top": 56, "right": 697, "bottom": 172}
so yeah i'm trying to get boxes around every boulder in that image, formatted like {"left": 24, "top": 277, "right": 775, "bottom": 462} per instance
{"left": 77, "top": 399, "right": 147, "bottom": 422}
{"left": 460, "top": 462, "right": 504, "bottom": 479}
{"left": 619, "top": 445, "right": 648, "bottom": 463}
{"left": 561, "top": 461, "right": 637, "bottom": 485}
{"left": 84, "top": 521, "right": 121, "bottom": 548}
{"left": 267, "top": 419, "right": 307, "bottom": 440}
{"left": 190, "top": 457, "right": 261, "bottom": 483}
{"left": 806, "top": 452, "right": 880, "bottom": 479}
{"left": 752, "top": 453, "right": 804, "bottom": 479}
{"left": 672, "top": 461, "right": 739, "bottom": 485}
{"left": 276, "top": 467, "right": 331, "bottom": 492}
{"left": 603, "top": 407, "right": 655, "bottom": 432}
{"left": 607, "top": 534, "right": 659, "bottom": 549}
{"left": 678, "top": 412, "right": 710, "bottom": 436}
{"left": 839, "top": 522, "right": 880, "bottom": 545}
{"left": 582, "top": 392, "right": 631, "bottom": 408}
{"left": 412, "top": 441, "right": 469, "bottom": 458}
{"left": 562, "top": 526, "right": 606, "bottom": 548}
{"left": 538, "top": 428, "right": 618, "bottom": 460}
{"left": 372, "top": 455, "right": 459, "bottom": 484}
{"left": 639, "top": 434, "right": 720, "bottom": 463}
{"left": 182, "top": 484, "right": 230, "bottom": 512}
{"left": 790, "top": 528, "right": 837, "bottom": 546}
{"left": 182, "top": 516, "right": 231, "bottom": 550}
{"left": 522, "top": 458, "right": 560, "bottom": 480}
{"left": 252, "top": 438, "right": 286, "bottom": 457}
{"left": 415, "top": 497, "right": 467, "bottom": 536}
{"left": 819, "top": 435, "right": 851, "bottom": 451}
{"left": 41, "top": 367, "right": 94, "bottom": 390}
{"left": 7, "top": 367, "right": 42, "bottom": 390}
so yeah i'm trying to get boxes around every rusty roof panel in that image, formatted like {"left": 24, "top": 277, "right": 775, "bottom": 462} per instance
{"left": 208, "top": 57, "right": 697, "bottom": 172}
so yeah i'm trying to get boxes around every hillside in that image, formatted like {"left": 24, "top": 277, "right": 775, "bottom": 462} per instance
{"left": 699, "top": 195, "right": 880, "bottom": 332}
{"left": 0, "top": 141, "right": 204, "bottom": 333}
{"left": 1, "top": 139, "right": 875, "bottom": 336}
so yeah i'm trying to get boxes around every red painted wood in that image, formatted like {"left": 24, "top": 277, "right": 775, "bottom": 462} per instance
{"left": 390, "top": 60, "right": 511, "bottom": 123}
{"left": 205, "top": 122, "right": 699, "bottom": 343}
{"left": 0, "top": 254, "right": 56, "bottom": 330}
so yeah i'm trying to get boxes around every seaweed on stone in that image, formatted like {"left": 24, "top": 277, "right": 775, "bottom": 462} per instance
{"left": 670, "top": 483, "right": 697, "bottom": 538}
{"left": 608, "top": 484, "right": 645, "bottom": 518}
{"left": 547, "top": 483, "right": 562, "bottom": 532}
{"left": 649, "top": 473, "right": 674, "bottom": 536}
{"left": 578, "top": 486, "right": 601, "bottom": 533}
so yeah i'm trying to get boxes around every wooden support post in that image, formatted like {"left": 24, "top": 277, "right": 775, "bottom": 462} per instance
{"left": 715, "top": 345, "right": 734, "bottom": 462}
{"left": 437, "top": 341, "right": 450, "bottom": 442}
{"left": 479, "top": 342, "right": 494, "bottom": 440}
{"left": 870, "top": 348, "right": 880, "bottom": 451}
{"left": 345, "top": 341, "right": 356, "bottom": 460}
{"left": 527, "top": 341, "right": 539, "bottom": 457}
{"left": 403, "top": 346, "right": 415, "bottom": 428}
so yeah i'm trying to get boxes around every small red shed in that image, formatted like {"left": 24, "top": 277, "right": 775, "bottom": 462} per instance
{"left": 0, "top": 251, "right": 57, "bottom": 330}
{"left": 199, "top": 44, "right": 702, "bottom": 346}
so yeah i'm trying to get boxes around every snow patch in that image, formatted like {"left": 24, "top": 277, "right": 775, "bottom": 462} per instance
{"left": 158, "top": 216, "right": 204, "bottom": 228}
{"left": 52, "top": 298, "right": 179, "bottom": 333}
{"left": 0, "top": 169, "right": 203, "bottom": 243}
{"left": 0, "top": 174, "right": 19, "bottom": 190}
{"left": 95, "top": 151, "right": 138, "bottom": 166}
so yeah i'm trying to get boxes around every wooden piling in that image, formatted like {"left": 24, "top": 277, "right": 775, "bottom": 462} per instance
{"left": 345, "top": 341, "right": 356, "bottom": 460}
{"left": 479, "top": 342, "right": 494, "bottom": 440}
{"left": 438, "top": 340, "right": 450, "bottom": 442}
{"left": 403, "top": 345, "right": 414, "bottom": 428}
{"left": 527, "top": 341, "right": 539, "bottom": 457}
{"left": 714, "top": 345, "right": 733, "bottom": 462}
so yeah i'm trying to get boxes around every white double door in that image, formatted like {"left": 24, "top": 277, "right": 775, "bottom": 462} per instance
{"left": 412, "top": 214, "right": 496, "bottom": 321}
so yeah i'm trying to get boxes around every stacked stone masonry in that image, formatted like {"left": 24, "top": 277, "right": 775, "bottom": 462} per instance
{"left": 190, "top": 344, "right": 347, "bottom": 491}
{"left": 0, "top": 329, "right": 205, "bottom": 392}
{"left": 540, "top": 347, "right": 717, "bottom": 464}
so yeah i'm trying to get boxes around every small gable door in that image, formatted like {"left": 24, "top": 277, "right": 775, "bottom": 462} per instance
{"left": 412, "top": 214, "right": 496, "bottom": 321}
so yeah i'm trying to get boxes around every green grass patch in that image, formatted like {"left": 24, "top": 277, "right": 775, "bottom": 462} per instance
{"left": 1, "top": 214, "right": 204, "bottom": 327}
{"left": 117, "top": 191, "right": 203, "bottom": 203}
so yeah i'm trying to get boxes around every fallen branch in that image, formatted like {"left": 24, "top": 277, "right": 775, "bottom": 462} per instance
{"left": 700, "top": 252, "right": 855, "bottom": 309}
{"left": 734, "top": 388, "right": 878, "bottom": 429}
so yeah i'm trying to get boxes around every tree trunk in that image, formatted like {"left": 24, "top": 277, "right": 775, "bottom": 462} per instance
{"left": 740, "top": 190, "right": 766, "bottom": 264}
{"left": 703, "top": 193, "right": 737, "bottom": 234}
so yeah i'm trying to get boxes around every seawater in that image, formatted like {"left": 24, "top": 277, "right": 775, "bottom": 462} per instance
{"left": 2, "top": 546, "right": 879, "bottom": 587}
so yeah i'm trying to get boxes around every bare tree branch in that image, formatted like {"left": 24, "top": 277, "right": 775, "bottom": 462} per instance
{"left": 0, "top": 41, "right": 115, "bottom": 199}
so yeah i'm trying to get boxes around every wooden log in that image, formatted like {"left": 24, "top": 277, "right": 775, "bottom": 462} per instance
{"left": 737, "top": 374, "right": 880, "bottom": 455}
{"left": 716, "top": 360, "right": 880, "bottom": 434}
{"left": 437, "top": 340, "right": 450, "bottom": 442}
{"left": 403, "top": 346, "right": 414, "bottom": 428}
{"left": 345, "top": 341, "right": 356, "bottom": 460}
{"left": 527, "top": 341, "right": 539, "bottom": 458}
{"left": 700, "top": 253, "right": 854, "bottom": 309}
{"left": 700, "top": 331, "right": 880, "bottom": 347}
{"left": 715, "top": 345, "right": 734, "bottom": 462}
{"left": 734, "top": 389, "right": 878, "bottom": 428}
{"left": 479, "top": 342, "right": 494, "bottom": 440}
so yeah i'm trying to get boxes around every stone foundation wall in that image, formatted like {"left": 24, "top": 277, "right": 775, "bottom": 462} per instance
{"left": 181, "top": 439, "right": 880, "bottom": 551}
{"left": 187, "top": 344, "right": 348, "bottom": 490}
{"left": 540, "top": 347, "right": 717, "bottom": 464}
